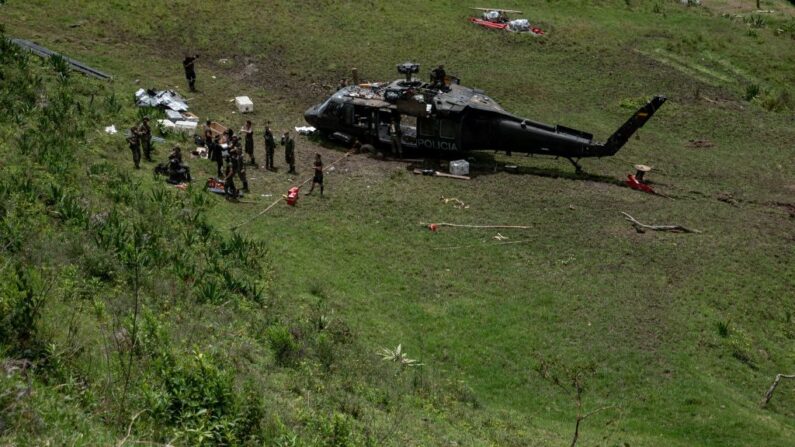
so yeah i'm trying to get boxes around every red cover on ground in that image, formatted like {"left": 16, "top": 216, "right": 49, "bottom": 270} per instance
{"left": 625, "top": 174, "right": 656, "bottom": 194}
{"left": 468, "top": 17, "right": 509, "bottom": 30}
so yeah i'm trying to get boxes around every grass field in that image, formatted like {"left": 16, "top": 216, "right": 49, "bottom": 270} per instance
{"left": 1, "top": 0, "right": 794, "bottom": 446}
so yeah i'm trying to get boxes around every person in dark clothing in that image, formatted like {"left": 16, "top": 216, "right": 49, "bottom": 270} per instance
{"left": 223, "top": 158, "right": 237, "bottom": 199}
{"left": 241, "top": 120, "right": 255, "bottom": 166}
{"left": 167, "top": 145, "right": 191, "bottom": 183}
{"left": 305, "top": 153, "right": 324, "bottom": 196}
{"left": 183, "top": 54, "right": 199, "bottom": 92}
{"left": 263, "top": 125, "right": 276, "bottom": 170}
{"left": 281, "top": 131, "right": 296, "bottom": 174}
{"left": 208, "top": 135, "right": 224, "bottom": 178}
{"left": 230, "top": 146, "right": 249, "bottom": 193}
{"left": 127, "top": 126, "right": 142, "bottom": 169}
{"left": 431, "top": 64, "right": 446, "bottom": 90}
{"left": 139, "top": 116, "right": 153, "bottom": 162}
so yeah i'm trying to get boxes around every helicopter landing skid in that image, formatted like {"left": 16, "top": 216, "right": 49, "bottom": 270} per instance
{"left": 566, "top": 157, "right": 584, "bottom": 174}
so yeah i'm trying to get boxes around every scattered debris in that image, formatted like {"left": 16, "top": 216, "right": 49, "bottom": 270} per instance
{"left": 10, "top": 38, "right": 112, "bottom": 80}
{"left": 468, "top": 8, "right": 545, "bottom": 35}
{"left": 687, "top": 139, "right": 714, "bottom": 148}
{"left": 441, "top": 196, "right": 469, "bottom": 209}
{"left": 104, "top": 125, "right": 117, "bottom": 135}
{"left": 284, "top": 186, "right": 300, "bottom": 206}
{"left": 135, "top": 88, "right": 188, "bottom": 112}
{"left": 621, "top": 212, "right": 701, "bottom": 234}
{"left": 450, "top": 159, "right": 470, "bottom": 176}
{"left": 295, "top": 126, "right": 317, "bottom": 135}
{"left": 413, "top": 169, "right": 470, "bottom": 180}
{"left": 422, "top": 222, "right": 530, "bottom": 230}
{"left": 235, "top": 96, "right": 253, "bottom": 113}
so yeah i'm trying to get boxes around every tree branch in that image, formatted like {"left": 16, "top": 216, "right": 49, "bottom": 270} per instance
{"left": 621, "top": 212, "right": 701, "bottom": 233}
{"left": 761, "top": 373, "right": 795, "bottom": 407}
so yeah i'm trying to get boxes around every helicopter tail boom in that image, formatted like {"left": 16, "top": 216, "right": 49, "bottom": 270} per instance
{"left": 596, "top": 95, "right": 667, "bottom": 156}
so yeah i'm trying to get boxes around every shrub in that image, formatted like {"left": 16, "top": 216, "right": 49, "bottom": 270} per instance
{"left": 266, "top": 325, "right": 300, "bottom": 367}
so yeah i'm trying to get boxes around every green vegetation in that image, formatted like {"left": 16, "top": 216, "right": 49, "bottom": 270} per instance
{"left": 1, "top": 1, "right": 794, "bottom": 445}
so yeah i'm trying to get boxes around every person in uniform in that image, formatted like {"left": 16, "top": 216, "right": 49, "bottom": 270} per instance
{"left": 127, "top": 126, "right": 141, "bottom": 169}
{"left": 223, "top": 154, "right": 237, "bottom": 199}
{"left": 139, "top": 116, "right": 153, "bottom": 162}
{"left": 388, "top": 119, "right": 403, "bottom": 157}
{"left": 231, "top": 145, "right": 249, "bottom": 193}
{"left": 282, "top": 131, "right": 296, "bottom": 174}
{"left": 305, "top": 153, "right": 324, "bottom": 196}
{"left": 431, "top": 64, "right": 446, "bottom": 89}
{"left": 263, "top": 125, "right": 276, "bottom": 170}
{"left": 183, "top": 54, "right": 199, "bottom": 92}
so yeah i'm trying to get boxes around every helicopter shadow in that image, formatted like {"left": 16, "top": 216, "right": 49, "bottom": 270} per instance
{"left": 403, "top": 150, "right": 625, "bottom": 188}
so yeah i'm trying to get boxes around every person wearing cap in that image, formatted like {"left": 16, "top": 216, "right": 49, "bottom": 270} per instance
{"left": 138, "top": 116, "right": 152, "bottom": 162}
{"left": 281, "top": 131, "right": 296, "bottom": 174}
{"left": 263, "top": 125, "right": 276, "bottom": 171}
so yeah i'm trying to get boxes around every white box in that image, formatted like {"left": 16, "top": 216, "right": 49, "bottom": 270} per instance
{"left": 157, "top": 119, "right": 176, "bottom": 130}
{"left": 450, "top": 159, "right": 469, "bottom": 176}
{"left": 174, "top": 120, "right": 198, "bottom": 134}
{"left": 235, "top": 96, "right": 253, "bottom": 113}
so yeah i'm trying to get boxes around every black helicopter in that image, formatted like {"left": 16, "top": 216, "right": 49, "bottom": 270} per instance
{"left": 304, "top": 62, "right": 666, "bottom": 172}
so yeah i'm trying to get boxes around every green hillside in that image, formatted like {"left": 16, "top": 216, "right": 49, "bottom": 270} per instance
{"left": 1, "top": 1, "right": 794, "bottom": 446}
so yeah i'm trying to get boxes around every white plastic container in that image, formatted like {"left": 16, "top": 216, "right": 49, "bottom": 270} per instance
{"left": 157, "top": 119, "right": 176, "bottom": 130}
{"left": 449, "top": 159, "right": 470, "bottom": 176}
{"left": 235, "top": 96, "right": 254, "bottom": 113}
{"left": 174, "top": 120, "right": 198, "bottom": 134}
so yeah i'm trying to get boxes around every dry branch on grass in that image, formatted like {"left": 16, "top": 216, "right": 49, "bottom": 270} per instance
{"left": 621, "top": 212, "right": 701, "bottom": 233}
{"left": 761, "top": 373, "right": 795, "bottom": 408}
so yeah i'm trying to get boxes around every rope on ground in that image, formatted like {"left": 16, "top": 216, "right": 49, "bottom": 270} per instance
{"left": 228, "top": 150, "right": 354, "bottom": 230}
{"left": 420, "top": 222, "right": 531, "bottom": 229}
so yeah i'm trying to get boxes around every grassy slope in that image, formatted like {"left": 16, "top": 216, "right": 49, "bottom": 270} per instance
{"left": 2, "top": 0, "right": 795, "bottom": 445}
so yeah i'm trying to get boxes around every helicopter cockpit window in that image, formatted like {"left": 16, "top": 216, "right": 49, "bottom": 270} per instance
{"left": 323, "top": 101, "right": 342, "bottom": 118}
{"left": 439, "top": 120, "right": 457, "bottom": 139}
{"left": 418, "top": 117, "right": 438, "bottom": 137}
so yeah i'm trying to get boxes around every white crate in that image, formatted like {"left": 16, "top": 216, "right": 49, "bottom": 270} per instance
{"left": 157, "top": 119, "right": 176, "bottom": 130}
{"left": 164, "top": 109, "right": 183, "bottom": 122}
{"left": 449, "top": 159, "right": 469, "bottom": 176}
{"left": 174, "top": 120, "right": 198, "bottom": 134}
{"left": 235, "top": 96, "right": 253, "bottom": 113}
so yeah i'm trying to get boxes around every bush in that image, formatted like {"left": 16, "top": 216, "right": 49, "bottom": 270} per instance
{"left": 266, "top": 325, "right": 300, "bottom": 367}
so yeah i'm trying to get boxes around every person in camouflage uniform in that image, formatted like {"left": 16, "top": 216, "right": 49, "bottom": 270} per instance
{"left": 139, "top": 116, "right": 153, "bottom": 162}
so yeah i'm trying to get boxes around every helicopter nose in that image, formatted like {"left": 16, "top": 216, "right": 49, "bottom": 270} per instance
{"left": 304, "top": 106, "right": 320, "bottom": 126}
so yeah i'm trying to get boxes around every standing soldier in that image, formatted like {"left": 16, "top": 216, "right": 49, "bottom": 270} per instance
{"left": 139, "top": 116, "right": 153, "bottom": 162}
{"left": 231, "top": 143, "right": 250, "bottom": 193}
{"left": 203, "top": 119, "right": 213, "bottom": 146}
{"left": 263, "top": 125, "right": 276, "bottom": 171}
{"left": 305, "top": 153, "right": 324, "bottom": 196}
{"left": 241, "top": 120, "right": 255, "bottom": 166}
{"left": 282, "top": 131, "right": 296, "bottom": 174}
{"left": 388, "top": 119, "right": 403, "bottom": 157}
{"left": 183, "top": 54, "right": 199, "bottom": 92}
{"left": 126, "top": 126, "right": 142, "bottom": 169}
{"left": 223, "top": 153, "right": 237, "bottom": 199}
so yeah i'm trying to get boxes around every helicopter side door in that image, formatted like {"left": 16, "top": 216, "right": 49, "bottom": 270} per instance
{"left": 416, "top": 117, "right": 460, "bottom": 151}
